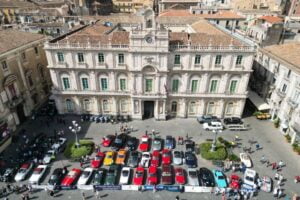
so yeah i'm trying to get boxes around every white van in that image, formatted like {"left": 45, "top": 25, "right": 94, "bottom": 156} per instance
{"left": 227, "top": 124, "right": 249, "bottom": 131}
{"left": 244, "top": 169, "right": 257, "bottom": 187}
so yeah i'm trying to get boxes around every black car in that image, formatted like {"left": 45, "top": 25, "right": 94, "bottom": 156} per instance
{"left": 165, "top": 135, "right": 175, "bottom": 149}
{"left": 199, "top": 167, "right": 215, "bottom": 187}
{"left": 112, "top": 134, "right": 127, "bottom": 150}
{"left": 223, "top": 117, "right": 243, "bottom": 125}
{"left": 48, "top": 168, "right": 65, "bottom": 187}
{"left": 126, "top": 136, "right": 137, "bottom": 151}
{"left": 127, "top": 151, "right": 141, "bottom": 167}
{"left": 92, "top": 168, "right": 106, "bottom": 185}
{"left": 197, "top": 115, "right": 220, "bottom": 124}
{"left": 185, "top": 152, "right": 197, "bottom": 168}
{"left": 185, "top": 140, "right": 195, "bottom": 152}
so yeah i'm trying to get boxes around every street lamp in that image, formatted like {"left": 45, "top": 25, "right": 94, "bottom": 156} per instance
{"left": 69, "top": 120, "right": 81, "bottom": 148}
{"left": 211, "top": 129, "right": 222, "bottom": 152}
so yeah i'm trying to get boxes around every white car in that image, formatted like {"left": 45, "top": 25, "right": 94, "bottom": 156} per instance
{"left": 29, "top": 165, "right": 48, "bottom": 184}
{"left": 43, "top": 150, "right": 56, "bottom": 164}
{"left": 173, "top": 151, "right": 183, "bottom": 165}
{"left": 14, "top": 163, "right": 34, "bottom": 182}
{"left": 187, "top": 168, "right": 199, "bottom": 186}
{"left": 140, "top": 152, "right": 151, "bottom": 168}
{"left": 119, "top": 167, "right": 131, "bottom": 185}
{"left": 77, "top": 168, "right": 94, "bottom": 185}
{"left": 240, "top": 153, "right": 252, "bottom": 168}
{"left": 51, "top": 137, "right": 67, "bottom": 153}
{"left": 244, "top": 169, "right": 257, "bottom": 187}
{"left": 203, "top": 121, "right": 223, "bottom": 131}
{"left": 261, "top": 176, "right": 273, "bottom": 193}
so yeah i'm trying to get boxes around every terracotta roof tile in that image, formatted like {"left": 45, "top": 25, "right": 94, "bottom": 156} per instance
{"left": 258, "top": 16, "right": 283, "bottom": 24}
{"left": 169, "top": 32, "right": 189, "bottom": 45}
{"left": 0, "top": 30, "right": 45, "bottom": 54}
{"left": 111, "top": 31, "right": 129, "bottom": 44}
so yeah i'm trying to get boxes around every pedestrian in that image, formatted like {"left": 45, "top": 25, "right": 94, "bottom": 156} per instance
{"left": 81, "top": 191, "right": 86, "bottom": 200}
{"left": 272, "top": 162, "right": 277, "bottom": 170}
{"left": 115, "top": 131, "right": 117, "bottom": 137}
{"left": 153, "top": 185, "right": 156, "bottom": 193}
{"left": 145, "top": 130, "right": 148, "bottom": 136}
{"left": 175, "top": 195, "right": 179, "bottom": 200}
{"left": 275, "top": 172, "right": 279, "bottom": 180}
{"left": 95, "top": 190, "right": 101, "bottom": 199}
{"left": 80, "top": 162, "right": 83, "bottom": 168}
{"left": 50, "top": 190, "right": 54, "bottom": 197}
{"left": 152, "top": 129, "right": 155, "bottom": 135}
{"left": 186, "top": 133, "right": 189, "bottom": 140}
{"left": 21, "top": 193, "right": 25, "bottom": 200}
{"left": 221, "top": 192, "right": 226, "bottom": 200}
{"left": 278, "top": 160, "right": 284, "bottom": 168}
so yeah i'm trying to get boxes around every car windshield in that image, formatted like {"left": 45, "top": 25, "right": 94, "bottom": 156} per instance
{"left": 95, "top": 156, "right": 101, "bottom": 161}
{"left": 50, "top": 175, "right": 57, "bottom": 180}
{"left": 176, "top": 172, "right": 183, "bottom": 176}
{"left": 136, "top": 171, "right": 143, "bottom": 177}
{"left": 118, "top": 154, "right": 125, "bottom": 158}
{"left": 33, "top": 168, "right": 43, "bottom": 174}
{"left": 18, "top": 168, "right": 27, "bottom": 173}
{"left": 143, "top": 154, "right": 150, "bottom": 158}
{"left": 186, "top": 155, "right": 193, "bottom": 160}
{"left": 153, "top": 140, "right": 160, "bottom": 144}
{"left": 163, "top": 152, "right": 170, "bottom": 157}
{"left": 115, "top": 139, "right": 122, "bottom": 143}
{"left": 246, "top": 176, "right": 254, "bottom": 182}
{"left": 122, "top": 170, "right": 129, "bottom": 176}
{"left": 107, "top": 154, "right": 112, "bottom": 158}
{"left": 83, "top": 171, "right": 90, "bottom": 177}
{"left": 162, "top": 172, "right": 170, "bottom": 176}
{"left": 218, "top": 175, "right": 224, "bottom": 180}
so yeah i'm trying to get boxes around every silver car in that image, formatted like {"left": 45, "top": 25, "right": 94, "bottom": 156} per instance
{"left": 152, "top": 138, "right": 162, "bottom": 151}
{"left": 187, "top": 168, "right": 199, "bottom": 186}
{"left": 173, "top": 151, "right": 183, "bottom": 165}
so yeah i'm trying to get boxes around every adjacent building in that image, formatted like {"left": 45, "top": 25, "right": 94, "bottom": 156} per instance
{"left": 250, "top": 42, "right": 300, "bottom": 143}
{"left": 0, "top": 30, "right": 51, "bottom": 152}
{"left": 45, "top": 9, "right": 255, "bottom": 120}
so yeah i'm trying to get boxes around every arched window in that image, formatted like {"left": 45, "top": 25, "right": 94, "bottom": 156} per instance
{"left": 226, "top": 102, "right": 234, "bottom": 115}
{"left": 80, "top": 73, "right": 89, "bottom": 90}
{"left": 66, "top": 99, "right": 73, "bottom": 112}
{"left": 83, "top": 99, "right": 90, "bottom": 111}
{"left": 146, "top": 19, "right": 152, "bottom": 28}
{"left": 207, "top": 102, "right": 216, "bottom": 115}
{"left": 189, "top": 101, "right": 196, "bottom": 114}
{"left": 171, "top": 101, "right": 177, "bottom": 113}
{"left": 103, "top": 100, "right": 109, "bottom": 112}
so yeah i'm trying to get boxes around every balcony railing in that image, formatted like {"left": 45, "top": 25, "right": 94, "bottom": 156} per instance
{"left": 275, "top": 89, "right": 286, "bottom": 98}
{"left": 52, "top": 88, "right": 131, "bottom": 96}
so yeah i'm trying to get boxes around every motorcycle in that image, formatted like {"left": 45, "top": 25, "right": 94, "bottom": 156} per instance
{"left": 0, "top": 168, "right": 15, "bottom": 183}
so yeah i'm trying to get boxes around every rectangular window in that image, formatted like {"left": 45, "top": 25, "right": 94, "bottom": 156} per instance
{"left": 120, "top": 79, "right": 126, "bottom": 91}
{"left": 118, "top": 54, "right": 124, "bottom": 64}
{"left": 189, "top": 102, "right": 196, "bottom": 114}
{"left": 62, "top": 77, "right": 70, "bottom": 90}
{"left": 172, "top": 79, "right": 179, "bottom": 92}
{"left": 215, "top": 55, "right": 222, "bottom": 65}
{"left": 194, "top": 55, "right": 201, "bottom": 65}
{"left": 210, "top": 80, "right": 218, "bottom": 93}
{"left": 191, "top": 80, "right": 198, "bottom": 93}
{"left": 174, "top": 55, "right": 181, "bottom": 65}
{"left": 101, "top": 78, "right": 108, "bottom": 91}
{"left": 78, "top": 53, "right": 84, "bottom": 63}
{"left": 82, "top": 78, "right": 89, "bottom": 90}
{"left": 1, "top": 61, "right": 8, "bottom": 70}
{"left": 236, "top": 55, "right": 243, "bottom": 65}
{"left": 145, "top": 79, "right": 153, "bottom": 92}
{"left": 57, "top": 52, "right": 64, "bottom": 62}
{"left": 229, "top": 80, "right": 238, "bottom": 93}
{"left": 28, "top": 75, "right": 33, "bottom": 87}
{"left": 98, "top": 53, "right": 104, "bottom": 63}
{"left": 281, "top": 84, "right": 287, "bottom": 93}
{"left": 34, "top": 47, "right": 39, "bottom": 55}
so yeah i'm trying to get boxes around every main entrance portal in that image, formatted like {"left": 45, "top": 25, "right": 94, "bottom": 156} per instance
{"left": 143, "top": 101, "right": 154, "bottom": 119}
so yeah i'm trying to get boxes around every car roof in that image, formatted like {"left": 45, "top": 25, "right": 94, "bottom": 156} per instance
{"left": 21, "top": 163, "right": 30, "bottom": 168}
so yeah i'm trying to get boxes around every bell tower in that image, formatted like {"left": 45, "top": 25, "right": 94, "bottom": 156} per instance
{"left": 143, "top": 9, "right": 156, "bottom": 30}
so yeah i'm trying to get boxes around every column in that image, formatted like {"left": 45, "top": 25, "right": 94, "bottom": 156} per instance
{"left": 93, "top": 96, "right": 99, "bottom": 114}
{"left": 137, "top": 75, "right": 143, "bottom": 94}
{"left": 178, "top": 98, "right": 187, "bottom": 118}
{"left": 49, "top": 69, "right": 59, "bottom": 89}
{"left": 199, "top": 99, "right": 206, "bottom": 116}
{"left": 181, "top": 73, "right": 189, "bottom": 93}
{"left": 90, "top": 71, "right": 96, "bottom": 91}
{"left": 109, "top": 72, "right": 116, "bottom": 91}
{"left": 155, "top": 75, "right": 160, "bottom": 93}
{"left": 154, "top": 100, "right": 159, "bottom": 119}
{"left": 74, "top": 96, "right": 81, "bottom": 114}
{"left": 220, "top": 73, "right": 229, "bottom": 93}
{"left": 200, "top": 73, "right": 209, "bottom": 93}
{"left": 71, "top": 70, "right": 79, "bottom": 90}
{"left": 218, "top": 99, "right": 225, "bottom": 118}
{"left": 112, "top": 97, "right": 117, "bottom": 115}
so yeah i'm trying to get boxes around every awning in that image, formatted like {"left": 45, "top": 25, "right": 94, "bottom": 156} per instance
{"left": 248, "top": 90, "right": 271, "bottom": 111}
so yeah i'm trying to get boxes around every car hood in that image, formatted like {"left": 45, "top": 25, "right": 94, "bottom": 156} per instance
{"left": 29, "top": 174, "right": 40, "bottom": 182}
{"left": 15, "top": 173, "right": 26, "bottom": 181}
{"left": 176, "top": 176, "right": 185, "bottom": 184}
{"left": 216, "top": 179, "right": 227, "bottom": 188}
{"left": 43, "top": 156, "right": 51, "bottom": 163}
{"left": 162, "top": 175, "right": 172, "bottom": 184}
{"left": 139, "top": 143, "right": 148, "bottom": 150}
{"left": 61, "top": 177, "right": 74, "bottom": 186}
{"left": 78, "top": 177, "right": 88, "bottom": 185}
{"left": 91, "top": 160, "right": 100, "bottom": 167}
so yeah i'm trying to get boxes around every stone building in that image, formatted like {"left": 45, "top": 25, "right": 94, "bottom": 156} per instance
{"left": 45, "top": 9, "right": 255, "bottom": 120}
{"left": 0, "top": 30, "right": 51, "bottom": 152}
{"left": 250, "top": 42, "right": 300, "bottom": 143}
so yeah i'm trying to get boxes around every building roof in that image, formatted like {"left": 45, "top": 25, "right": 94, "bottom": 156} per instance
{"left": 0, "top": 30, "right": 46, "bottom": 54}
{"left": 262, "top": 42, "right": 300, "bottom": 73}
{"left": 258, "top": 16, "right": 283, "bottom": 24}
{"left": 159, "top": 9, "right": 245, "bottom": 19}
{"left": 0, "top": 0, "right": 36, "bottom": 8}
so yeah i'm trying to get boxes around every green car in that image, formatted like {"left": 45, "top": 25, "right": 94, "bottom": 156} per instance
{"left": 92, "top": 168, "right": 106, "bottom": 185}
{"left": 104, "top": 165, "right": 119, "bottom": 185}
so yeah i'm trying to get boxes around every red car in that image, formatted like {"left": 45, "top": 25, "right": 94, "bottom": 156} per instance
{"left": 133, "top": 167, "right": 145, "bottom": 185}
{"left": 162, "top": 149, "right": 172, "bottom": 165}
{"left": 161, "top": 164, "right": 173, "bottom": 185}
{"left": 151, "top": 150, "right": 160, "bottom": 167}
{"left": 90, "top": 152, "right": 105, "bottom": 168}
{"left": 175, "top": 167, "right": 186, "bottom": 185}
{"left": 139, "top": 136, "right": 150, "bottom": 152}
{"left": 102, "top": 135, "right": 115, "bottom": 147}
{"left": 61, "top": 168, "right": 81, "bottom": 187}
{"left": 147, "top": 166, "right": 158, "bottom": 185}
{"left": 229, "top": 174, "right": 241, "bottom": 189}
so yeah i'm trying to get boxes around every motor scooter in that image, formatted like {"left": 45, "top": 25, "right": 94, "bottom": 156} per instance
{"left": 294, "top": 176, "right": 300, "bottom": 183}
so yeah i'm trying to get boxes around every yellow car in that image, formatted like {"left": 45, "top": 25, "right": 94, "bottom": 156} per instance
{"left": 116, "top": 149, "right": 127, "bottom": 165}
{"left": 104, "top": 151, "right": 115, "bottom": 166}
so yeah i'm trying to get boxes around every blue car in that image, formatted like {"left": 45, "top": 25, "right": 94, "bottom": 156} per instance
{"left": 184, "top": 152, "right": 197, "bottom": 168}
{"left": 165, "top": 136, "right": 175, "bottom": 149}
{"left": 212, "top": 170, "right": 228, "bottom": 188}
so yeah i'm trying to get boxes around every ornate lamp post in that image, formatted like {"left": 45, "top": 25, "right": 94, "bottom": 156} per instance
{"left": 211, "top": 129, "right": 222, "bottom": 152}
{"left": 69, "top": 120, "right": 81, "bottom": 148}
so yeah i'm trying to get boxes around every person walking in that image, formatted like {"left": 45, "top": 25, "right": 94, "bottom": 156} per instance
{"left": 95, "top": 190, "right": 101, "bottom": 199}
{"left": 81, "top": 191, "right": 86, "bottom": 200}
{"left": 175, "top": 195, "right": 179, "bottom": 200}
{"left": 49, "top": 190, "right": 54, "bottom": 198}
{"left": 278, "top": 160, "right": 284, "bottom": 169}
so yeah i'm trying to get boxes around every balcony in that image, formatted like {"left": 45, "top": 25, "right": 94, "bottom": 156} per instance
{"left": 287, "top": 98, "right": 299, "bottom": 109}
{"left": 54, "top": 62, "right": 68, "bottom": 68}
{"left": 168, "top": 91, "right": 247, "bottom": 98}
{"left": 7, "top": 95, "right": 24, "bottom": 109}
{"left": 275, "top": 88, "right": 286, "bottom": 98}
{"left": 52, "top": 88, "right": 131, "bottom": 96}
{"left": 131, "top": 91, "right": 167, "bottom": 99}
